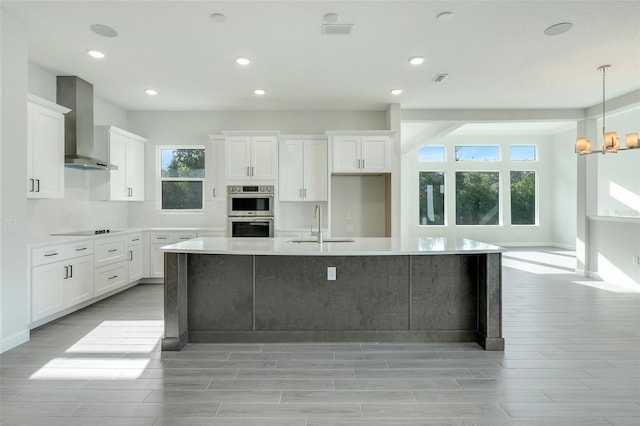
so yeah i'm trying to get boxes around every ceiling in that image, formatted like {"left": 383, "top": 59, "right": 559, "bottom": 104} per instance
{"left": 3, "top": 0, "right": 640, "bottom": 113}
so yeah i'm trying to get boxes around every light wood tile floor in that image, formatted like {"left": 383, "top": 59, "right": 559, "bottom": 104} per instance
{"left": 1, "top": 248, "right": 639, "bottom": 425}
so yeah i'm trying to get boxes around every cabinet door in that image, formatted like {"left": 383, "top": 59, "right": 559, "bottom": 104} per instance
{"left": 28, "top": 103, "right": 65, "bottom": 199}
{"left": 126, "top": 138, "right": 145, "bottom": 201}
{"left": 32, "top": 261, "right": 66, "bottom": 322}
{"left": 226, "top": 137, "right": 252, "bottom": 180}
{"left": 279, "top": 140, "right": 304, "bottom": 201}
{"left": 64, "top": 255, "right": 94, "bottom": 308}
{"left": 361, "top": 136, "right": 390, "bottom": 172}
{"left": 303, "top": 140, "right": 328, "bottom": 201}
{"left": 332, "top": 136, "right": 361, "bottom": 173}
{"left": 94, "top": 237, "right": 128, "bottom": 268}
{"left": 251, "top": 136, "right": 277, "bottom": 180}
{"left": 109, "top": 132, "right": 128, "bottom": 200}
{"left": 128, "top": 245, "right": 143, "bottom": 283}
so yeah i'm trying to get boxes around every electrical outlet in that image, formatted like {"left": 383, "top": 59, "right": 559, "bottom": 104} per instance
{"left": 327, "top": 266, "right": 336, "bottom": 281}
{"left": 633, "top": 256, "right": 640, "bottom": 265}
{"left": 3, "top": 219, "right": 17, "bottom": 232}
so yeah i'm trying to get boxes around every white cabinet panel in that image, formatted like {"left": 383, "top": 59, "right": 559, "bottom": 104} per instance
{"left": 128, "top": 245, "right": 143, "bottom": 283}
{"left": 64, "top": 255, "right": 94, "bottom": 307}
{"left": 31, "top": 261, "right": 66, "bottom": 322}
{"left": 332, "top": 135, "right": 391, "bottom": 173}
{"left": 226, "top": 135, "right": 277, "bottom": 181}
{"left": 279, "top": 139, "right": 327, "bottom": 201}
{"left": 27, "top": 96, "right": 69, "bottom": 199}
{"left": 95, "top": 126, "right": 146, "bottom": 201}
{"left": 94, "top": 237, "right": 127, "bottom": 268}
{"left": 94, "top": 262, "right": 128, "bottom": 297}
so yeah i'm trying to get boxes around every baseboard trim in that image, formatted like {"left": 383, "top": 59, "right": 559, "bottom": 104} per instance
{"left": 0, "top": 329, "right": 30, "bottom": 353}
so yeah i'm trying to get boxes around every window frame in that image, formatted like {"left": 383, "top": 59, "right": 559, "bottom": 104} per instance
{"left": 416, "top": 141, "right": 540, "bottom": 228}
{"left": 156, "top": 145, "right": 206, "bottom": 213}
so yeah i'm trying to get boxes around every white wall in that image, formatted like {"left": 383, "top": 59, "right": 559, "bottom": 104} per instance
{"left": 403, "top": 133, "right": 558, "bottom": 246}
{"left": 126, "top": 111, "right": 387, "bottom": 229}
{"left": 1, "top": 9, "right": 30, "bottom": 351}
{"left": 331, "top": 175, "right": 387, "bottom": 237}
{"left": 588, "top": 218, "right": 640, "bottom": 288}
{"left": 550, "top": 128, "right": 577, "bottom": 249}
{"left": 596, "top": 108, "right": 640, "bottom": 217}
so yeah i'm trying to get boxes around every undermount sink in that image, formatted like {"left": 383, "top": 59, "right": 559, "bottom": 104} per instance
{"left": 287, "top": 238, "right": 355, "bottom": 243}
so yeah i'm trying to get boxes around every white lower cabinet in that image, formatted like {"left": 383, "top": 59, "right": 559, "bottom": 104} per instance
{"left": 149, "top": 231, "right": 197, "bottom": 278}
{"left": 128, "top": 233, "right": 143, "bottom": 283}
{"left": 94, "top": 235, "right": 128, "bottom": 296}
{"left": 31, "top": 239, "right": 95, "bottom": 323}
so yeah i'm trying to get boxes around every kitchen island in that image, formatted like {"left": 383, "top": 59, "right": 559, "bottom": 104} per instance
{"left": 160, "top": 237, "right": 504, "bottom": 351}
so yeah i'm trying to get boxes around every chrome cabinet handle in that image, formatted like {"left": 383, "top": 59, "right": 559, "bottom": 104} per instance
{"left": 44, "top": 252, "right": 59, "bottom": 257}
{"left": 129, "top": 250, "right": 133, "bottom": 261}
{"left": 299, "top": 188, "right": 303, "bottom": 198}
{"left": 64, "top": 266, "right": 69, "bottom": 279}
{"left": 131, "top": 238, "right": 140, "bottom": 242}
{"left": 251, "top": 166, "right": 254, "bottom": 176}
{"left": 156, "top": 237, "right": 167, "bottom": 240}
{"left": 304, "top": 188, "right": 307, "bottom": 198}
{"left": 212, "top": 188, "right": 216, "bottom": 198}
{"left": 69, "top": 264, "right": 73, "bottom": 278}
{"left": 36, "top": 179, "right": 40, "bottom": 192}
{"left": 246, "top": 166, "right": 250, "bottom": 176}
{"left": 362, "top": 159, "right": 365, "bottom": 169}
{"left": 108, "top": 275, "right": 118, "bottom": 280}
{"left": 75, "top": 247, "right": 87, "bottom": 251}
{"left": 29, "top": 179, "right": 34, "bottom": 192}
{"left": 108, "top": 249, "right": 117, "bottom": 253}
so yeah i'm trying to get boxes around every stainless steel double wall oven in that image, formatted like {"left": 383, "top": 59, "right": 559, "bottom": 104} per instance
{"left": 227, "top": 185, "right": 274, "bottom": 237}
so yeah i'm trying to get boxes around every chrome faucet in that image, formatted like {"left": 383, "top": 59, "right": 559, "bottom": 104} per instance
{"left": 314, "top": 204, "right": 323, "bottom": 243}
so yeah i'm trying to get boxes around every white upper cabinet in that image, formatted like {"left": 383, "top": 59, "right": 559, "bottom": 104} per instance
{"left": 279, "top": 138, "right": 328, "bottom": 201}
{"left": 332, "top": 135, "right": 392, "bottom": 173}
{"left": 225, "top": 135, "right": 277, "bottom": 181}
{"left": 27, "top": 95, "right": 70, "bottom": 199}
{"left": 95, "top": 126, "right": 146, "bottom": 201}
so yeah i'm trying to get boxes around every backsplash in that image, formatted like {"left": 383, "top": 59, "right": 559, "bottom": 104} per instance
{"left": 26, "top": 168, "right": 128, "bottom": 242}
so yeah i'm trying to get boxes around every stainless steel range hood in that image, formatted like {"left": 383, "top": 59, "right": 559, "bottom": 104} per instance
{"left": 57, "top": 76, "right": 113, "bottom": 170}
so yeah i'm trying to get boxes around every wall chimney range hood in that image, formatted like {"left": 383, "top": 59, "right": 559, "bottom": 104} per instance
{"left": 56, "top": 76, "right": 115, "bottom": 170}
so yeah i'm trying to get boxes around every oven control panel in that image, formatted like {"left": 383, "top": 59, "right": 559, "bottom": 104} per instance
{"left": 227, "top": 185, "right": 274, "bottom": 194}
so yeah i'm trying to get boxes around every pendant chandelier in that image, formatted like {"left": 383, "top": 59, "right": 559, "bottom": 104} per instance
{"left": 575, "top": 65, "right": 639, "bottom": 154}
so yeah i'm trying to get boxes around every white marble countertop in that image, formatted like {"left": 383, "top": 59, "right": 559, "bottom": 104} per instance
{"left": 160, "top": 237, "right": 503, "bottom": 256}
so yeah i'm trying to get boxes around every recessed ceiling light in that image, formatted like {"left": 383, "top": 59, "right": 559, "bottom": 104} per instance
{"left": 144, "top": 89, "right": 158, "bottom": 96}
{"left": 390, "top": 89, "right": 403, "bottom": 95}
{"left": 254, "top": 89, "right": 266, "bottom": 96}
{"left": 210, "top": 13, "right": 226, "bottom": 23}
{"left": 544, "top": 22, "right": 573, "bottom": 36}
{"left": 236, "top": 57, "right": 250, "bottom": 66}
{"left": 90, "top": 24, "right": 118, "bottom": 38}
{"left": 323, "top": 12, "right": 339, "bottom": 23}
{"left": 88, "top": 50, "right": 105, "bottom": 59}
{"left": 437, "top": 11, "right": 454, "bottom": 21}
{"left": 409, "top": 56, "right": 424, "bottom": 65}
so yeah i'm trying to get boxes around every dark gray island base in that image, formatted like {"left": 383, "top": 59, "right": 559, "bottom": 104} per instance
{"left": 162, "top": 240, "right": 504, "bottom": 351}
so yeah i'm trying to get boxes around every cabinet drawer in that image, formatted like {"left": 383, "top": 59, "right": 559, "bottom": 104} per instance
{"left": 150, "top": 233, "right": 174, "bottom": 243}
{"left": 94, "top": 262, "right": 128, "bottom": 297}
{"left": 128, "top": 233, "right": 143, "bottom": 246}
{"left": 175, "top": 233, "right": 197, "bottom": 242}
{"left": 94, "top": 237, "right": 127, "bottom": 268}
{"left": 32, "top": 245, "right": 66, "bottom": 266}
{"left": 66, "top": 240, "right": 94, "bottom": 257}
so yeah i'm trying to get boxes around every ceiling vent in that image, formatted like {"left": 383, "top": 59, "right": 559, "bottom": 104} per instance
{"left": 432, "top": 73, "right": 449, "bottom": 83}
{"left": 321, "top": 24, "right": 354, "bottom": 35}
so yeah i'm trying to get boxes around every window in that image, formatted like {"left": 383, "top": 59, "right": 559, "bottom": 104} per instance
{"left": 510, "top": 145, "right": 536, "bottom": 161}
{"left": 419, "top": 172, "right": 445, "bottom": 225}
{"left": 418, "top": 146, "right": 445, "bottom": 162}
{"left": 159, "top": 147, "right": 205, "bottom": 210}
{"left": 510, "top": 171, "right": 536, "bottom": 225}
{"left": 455, "top": 146, "right": 499, "bottom": 161}
{"left": 455, "top": 172, "right": 499, "bottom": 225}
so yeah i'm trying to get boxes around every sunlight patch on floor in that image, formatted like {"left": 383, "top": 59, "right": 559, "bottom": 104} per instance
{"left": 64, "top": 320, "right": 163, "bottom": 354}
{"left": 29, "top": 358, "right": 151, "bottom": 379}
